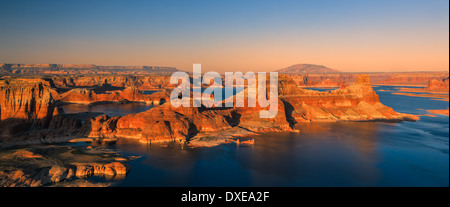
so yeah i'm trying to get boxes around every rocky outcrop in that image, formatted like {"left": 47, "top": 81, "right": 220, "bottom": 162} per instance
{"left": 375, "top": 72, "right": 449, "bottom": 86}
{"left": 279, "top": 74, "right": 419, "bottom": 122}
{"left": 48, "top": 75, "right": 176, "bottom": 91}
{"left": 0, "top": 146, "right": 131, "bottom": 187}
{"left": 80, "top": 95, "right": 294, "bottom": 143}
{"left": 0, "top": 73, "right": 421, "bottom": 147}
{"left": 395, "top": 77, "right": 449, "bottom": 97}
{"left": 0, "top": 78, "right": 84, "bottom": 146}
{"left": 0, "top": 78, "right": 57, "bottom": 125}
{"left": 425, "top": 79, "right": 449, "bottom": 90}
{"left": 79, "top": 103, "right": 232, "bottom": 143}
{"left": 285, "top": 72, "right": 449, "bottom": 87}
{"left": 55, "top": 87, "right": 170, "bottom": 104}
{"left": 79, "top": 115, "right": 120, "bottom": 138}
{"left": 79, "top": 74, "right": 417, "bottom": 143}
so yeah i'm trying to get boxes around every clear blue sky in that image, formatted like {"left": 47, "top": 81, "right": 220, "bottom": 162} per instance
{"left": 0, "top": 0, "right": 448, "bottom": 72}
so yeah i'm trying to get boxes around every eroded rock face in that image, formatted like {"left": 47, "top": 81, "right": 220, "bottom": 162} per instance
{"left": 73, "top": 162, "right": 129, "bottom": 178}
{"left": 79, "top": 115, "right": 120, "bottom": 138}
{"left": 0, "top": 73, "right": 420, "bottom": 146}
{"left": 0, "top": 78, "right": 57, "bottom": 124}
{"left": 284, "top": 72, "right": 449, "bottom": 88}
{"left": 279, "top": 74, "right": 419, "bottom": 122}
{"left": 79, "top": 94, "right": 294, "bottom": 143}
{"left": 0, "top": 147, "right": 130, "bottom": 187}
{"left": 55, "top": 87, "right": 170, "bottom": 104}
{"left": 80, "top": 103, "right": 227, "bottom": 143}
{"left": 0, "top": 78, "right": 83, "bottom": 145}
{"left": 50, "top": 75, "right": 175, "bottom": 90}
{"left": 80, "top": 74, "right": 418, "bottom": 143}
{"left": 425, "top": 79, "right": 449, "bottom": 90}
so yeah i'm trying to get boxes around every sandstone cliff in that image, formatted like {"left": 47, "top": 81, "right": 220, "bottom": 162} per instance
{"left": 50, "top": 75, "right": 175, "bottom": 90}
{"left": 55, "top": 87, "right": 169, "bottom": 104}
{"left": 0, "top": 78, "right": 57, "bottom": 124}
{"left": 285, "top": 72, "right": 449, "bottom": 88}
{"left": 425, "top": 79, "right": 449, "bottom": 90}
{"left": 0, "top": 78, "right": 82, "bottom": 146}
{"left": 279, "top": 74, "right": 419, "bottom": 122}
{"left": 79, "top": 96, "right": 294, "bottom": 143}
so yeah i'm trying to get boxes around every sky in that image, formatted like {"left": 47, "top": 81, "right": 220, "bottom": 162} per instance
{"left": 0, "top": 0, "right": 448, "bottom": 73}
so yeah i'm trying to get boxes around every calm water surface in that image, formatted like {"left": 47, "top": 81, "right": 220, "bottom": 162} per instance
{"left": 72, "top": 86, "right": 448, "bottom": 187}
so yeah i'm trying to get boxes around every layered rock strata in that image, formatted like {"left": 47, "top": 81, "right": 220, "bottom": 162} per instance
{"left": 279, "top": 74, "right": 419, "bottom": 122}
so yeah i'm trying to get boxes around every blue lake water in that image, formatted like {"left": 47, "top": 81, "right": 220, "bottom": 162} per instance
{"left": 74, "top": 86, "right": 448, "bottom": 187}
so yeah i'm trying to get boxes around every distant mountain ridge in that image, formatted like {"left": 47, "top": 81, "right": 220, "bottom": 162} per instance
{"left": 0, "top": 63, "right": 179, "bottom": 75}
{"left": 276, "top": 64, "right": 341, "bottom": 74}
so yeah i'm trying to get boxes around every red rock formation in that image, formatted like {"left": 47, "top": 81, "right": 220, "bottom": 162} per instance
{"left": 0, "top": 78, "right": 84, "bottom": 145}
{"left": 279, "top": 74, "right": 419, "bottom": 122}
{"left": 114, "top": 104, "right": 193, "bottom": 142}
{"left": 0, "top": 72, "right": 422, "bottom": 146}
{"left": 375, "top": 72, "right": 449, "bottom": 86}
{"left": 80, "top": 88, "right": 294, "bottom": 143}
{"left": 80, "top": 74, "right": 418, "bottom": 143}
{"left": 55, "top": 87, "right": 170, "bottom": 104}
{"left": 80, "top": 103, "right": 233, "bottom": 143}
{"left": 425, "top": 79, "right": 449, "bottom": 90}
{"left": 73, "top": 162, "right": 129, "bottom": 178}
{"left": 284, "top": 72, "right": 449, "bottom": 87}
{"left": 0, "top": 78, "right": 57, "bottom": 124}
{"left": 0, "top": 161, "right": 128, "bottom": 187}
{"left": 48, "top": 75, "right": 176, "bottom": 91}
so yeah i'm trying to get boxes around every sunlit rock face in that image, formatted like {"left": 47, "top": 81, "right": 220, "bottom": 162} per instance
{"left": 425, "top": 79, "right": 449, "bottom": 90}
{"left": 80, "top": 93, "right": 294, "bottom": 143}
{"left": 0, "top": 78, "right": 57, "bottom": 124}
{"left": 284, "top": 72, "right": 449, "bottom": 88}
{"left": 80, "top": 103, "right": 232, "bottom": 143}
{"left": 0, "top": 73, "right": 421, "bottom": 146}
{"left": 279, "top": 74, "right": 419, "bottom": 122}
{"left": 54, "top": 86, "right": 170, "bottom": 105}
{"left": 79, "top": 74, "right": 419, "bottom": 143}
{"left": 48, "top": 75, "right": 176, "bottom": 91}
{"left": 0, "top": 78, "right": 83, "bottom": 144}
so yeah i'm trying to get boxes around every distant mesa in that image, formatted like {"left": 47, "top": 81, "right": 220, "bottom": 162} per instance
{"left": 425, "top": 78, "right": 449, "bottom": 90}
{"left": 276, "top": 64, "right": 341, "bottom": 74}
{"left": 0, "top": 63, "right": 180, "bottom": 75}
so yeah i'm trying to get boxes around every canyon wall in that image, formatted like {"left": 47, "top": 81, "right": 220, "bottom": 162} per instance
{"left": 0, "top": 78, "right": 82, "bottom": 145}
{"left": 55, "top": 87, "right": 170, "bottom": 104}
{"left": 50, "top": 75, "right": 175, "bottom": 90}
{"left": 425, "top": 78, "right": 449, "bottom": 90}
{"left": 0, "top": 78, "right": 57, "bottom": 123}
{"left": 285, "top": 72, "right": 449, "bottom": 88}
{"left": 80, "top": 97, "right": 293, "bottom": 143}
{"left": 0, "top": 73, "right": 421, "bottom": 146}
{"left": 279, "top": 74, "right": 419, "bottom": 122}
